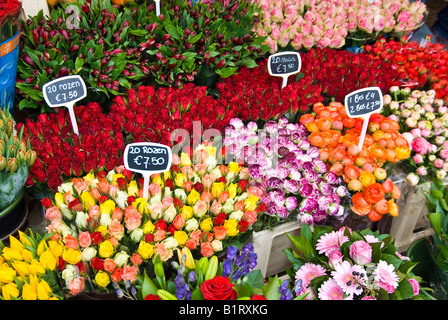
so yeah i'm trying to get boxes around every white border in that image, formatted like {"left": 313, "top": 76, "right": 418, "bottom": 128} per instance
{"left": 42, "top": 75, "right": 87, "bottom": 108}
{"left": 344, "top": 86, "right": 383, "bottom": 119}
{"left": 267, "top": 51, "right": 302, "bottom": 78}
{"left": 123, "top": 142, "right": 173, "bottom": 175}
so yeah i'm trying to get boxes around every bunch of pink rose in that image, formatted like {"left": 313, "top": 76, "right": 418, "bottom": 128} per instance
{"left": 251, "top": 0, "right": 427, "bottom": 53}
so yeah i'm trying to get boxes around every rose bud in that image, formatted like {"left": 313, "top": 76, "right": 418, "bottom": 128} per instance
{"left": 6, "top": 157, "right": 18, "bottom": 173}
{"left": 0, "top": 155, "right": 6, "bottom": 170}
{"left": 216, "top": 60, "right": 226, "bottom": 68}
{"left": 25, "top": 149, "right": 37, "bottom": 167}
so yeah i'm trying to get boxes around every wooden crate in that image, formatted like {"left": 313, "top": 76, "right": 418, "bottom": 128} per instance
{"left": 251, "top": 221, "right": 302, "bottom": 278}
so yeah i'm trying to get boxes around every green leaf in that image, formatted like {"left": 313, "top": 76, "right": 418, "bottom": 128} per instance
{"left": 262, "top": 275, "right": 282, "bottom": 300}
{"left": 285, "top": 232, "right": 315, "bottom": 260}
{"left": 215, "top": 67, "right": 238, "bottom": 78}
{"left": 244, "top": 270, "right": 265, "bottom": 288}
{"left": 428, "top": 212, "right": 442, "bottom": 236}
{"left": 141, "top": 271, "right": 159, "bottom": 297}
{"left": 431, "top": 189, "right": 444, "bottom": 200}
{"left": 165, "top": 24, "right": 180, "bottom": 40}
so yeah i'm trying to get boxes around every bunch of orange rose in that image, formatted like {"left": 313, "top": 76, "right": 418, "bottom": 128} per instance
{"left": 299, "top": 102, "right": 412, "bottom": 221}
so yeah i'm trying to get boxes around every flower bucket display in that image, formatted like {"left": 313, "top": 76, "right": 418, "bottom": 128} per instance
{"left": 0, "top": 0, "right": 21, "bottom": 113}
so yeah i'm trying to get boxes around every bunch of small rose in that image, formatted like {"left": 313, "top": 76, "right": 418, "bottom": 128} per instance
{"left": 223, "top": 117, "right": 346, "bottom": 228}
{"left": 382, "top": 86, "right": 448, "bottom": 185}
{"left": 0, "top": 231, "right": 64, "bottom": 300}
{"left": 285, "top": 224, "right": 427, "bottom": 300}
{"left": 137, "top": 244, "right": 295, "bottom": 300}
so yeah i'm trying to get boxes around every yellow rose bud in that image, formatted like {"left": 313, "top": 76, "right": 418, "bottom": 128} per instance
{"left": 137, "top": 241, "right": 154, "bottom": 260}
{"left": 227, "top": 183, "right": 238, "bottom": 199}
{"left": 127, "top": 180, "right": 139, "bottom": 197}
{"left": 40, "top": 250, "right": 57, "bottom": 271}
{"left": 211, "top": 182, "right": 224, "bottom": 199}
{"left": 181, "top": 205, "right": 194, "bottom": 220}
{"left": 100, "top": 199, "right": 116, "bottom": 215}
{"left": 29, "top": 274, "right": 39, "bottom": 290}
{"left": 180, "top": 152, "right": 192, "bottom": 166}
{"left": 22, "top": 283, "right": 37, "bottom": 300}
{"left": 98, "top": 240, "right": 114, "bottom": 258}
{"left": 163, "top": 171, "right": 172, "bottom": 181}
{"left": 200, "top": 218, "right": 213, "bottom": 233}
{"left": 83, "top": 172, "right": 95, "bottom": 183}
{"left": 187, "top": 188, "right": 201, "bottom": 206}
{"left": 224, "top": 219, "right": 239, "bottom": 237}
{"left": 174, "top": 231, "right": 188, "bottom": 246}
{"left": 97, "top": 225, "right": 108, "bottom": 237}
{"left": 37, "top": 279, "right": 52, "bottom": 300}
{"left": 62, "top": 248, "right": 82, "bottom": 265}
{"left": 174, "top": 173, "right": 187, "bottom": 188}
{"left": 0, "top": 267, "right": 16, "bottom": 283}
{"left": 18, "top": 230, "right": 33, "bottom": 248}
{"left": 244, "top": 195, "right": 259, "bottom": 212}
{"left": 80, "top": 191, "right": 95, "bottom": 211}
{"left": 54, "top": 192, "right": 65, "bottom": 208}
{"left": 142, "top": 220, "right": 155, "bottom": 234}
{"left": 2, "top": 282, "right": 19, "bottom": 300}
{"left": 133, "top": 198, "right": 149, "bottom": 215}
{"left": 152, "top": 175, "right": 164, "bottom": 188}
{"left": 95, "top": 271, "right": 111, "bottom": 288}
{"left": 227, "top": 162, "right": 241, "bottom": 173}
{"left": 359, "top": 171, "right": 376, "bottom": 188}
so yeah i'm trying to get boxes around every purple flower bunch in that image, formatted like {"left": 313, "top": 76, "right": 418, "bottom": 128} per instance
{"left": 222, "top": 243, "right": 258, "bottom": 282}
{"left": 223, "top": 117, "right": 347, "bottom": 227}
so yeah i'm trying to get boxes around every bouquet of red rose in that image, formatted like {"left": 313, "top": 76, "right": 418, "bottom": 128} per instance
{"left": 18, "top": 102, "right": 125, "bottom": 194}
{"left": 0, "top": 0, "right": 20, "bottom": 26}
{"left": 108, "top": 83, "right": 228, "bottom": 147}
{"left": 364, "top": 36, "right": 448, "bottom": 103}
{"left": 216, "top": 58, "right": 325, "bottom": 121}
{"left": 301, "top": 47, "right": 403, "bottom": 103}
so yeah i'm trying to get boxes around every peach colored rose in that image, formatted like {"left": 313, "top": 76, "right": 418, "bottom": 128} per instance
{"left": 193, "top": 200, "right": 208, "bottom": 217}
{"left": 153, "top": 229, "right": 166, "bottom": 242}
{"left": 218, "top": 191, "right": 229, "bottom": 203}
{"left": 131, "top": 253, "right": 143, "bottom": 266}
{"left": 190, "top": 229, "right": 202, "bottom": 242}
{"left": 45, "top": 206, "right": 62, "bottom": 220}
{"left": 210, "top": 201, "right": 222, "bottom": 215}
{"left": 109, "top": 236, "right": 119, "bottom": 247}
{"left": 201, "top": 190, "right": 213, "bottom": 203}
{"left": 213, "top": 226, "right": 227, "bottom": 240}
{"left": 124, "top": 210, "right": 142, "bottom": 231}
{"left": 104, "top": 258, "right": 116, "bottom": 273}
{"left": 78, "top": 231, "right": 92, "bottom": 248}
{"left": 243, "top": 211, "right": 257, "bottom": 225}
{"left": 172, "top": 213, "right": 186, "bottom": 230}
{"left": 154, "top": 243, "right": 172, "bottom": 261}
{"left": 89, "top": 205, "right": 100, "bottom": 221}
{"left": 90, "top": 188, "right": 101, "bottom": 201}
{"left": 202, "top": 174, "right": 216, "bottom": 189}
{"left": 200, "top": 242, "right": 214, "bottom": 257}
{"left": 97, "top": 178, "right": 110, "bottom": 194}
{"left": 65, "top": 234, "right": 79, "bottom": 249}
{"left": 185, "top": 239, "right": 197, "bottom": 250}
{"left": 109, "top": 185, "right": 119, "bottom": 198}
{"left": 109, "top": 219, "right": 125, "bottom": 238}
{"left": 68, "top": 277, "right": 85, "bottom": 296}
{"left": 162, "top": 196, "right": 174, "bottom": 210}
{"left": 247, "top": 186, "right": 263, "bottom": 197}
{"left": 74, "top": 180, "right": 90, "bottom": 195}
{"left": 122, "top": 265, "right": 138, "bottom": 282}
{"left": 235, "top": 200, "right": 244, "bottom": 211}
{"left": 148, "top": 183, "right": 162, "bottom": 196}
{"left": 112, "top": 207, "right": 123, "bottom": 220}
{"left": 183, "top": 181, "right": 193, "bottom": 193}
{"left": 45, "top": 219, "right": 64, "bottom": 234}
{"left": 111, "top": 268, "right": 124, "bottom": 282}
{"left": 64, "top": 192, "right": 76, "bottom": 205}
{"left": 149, "top": 202, "right": 164, "bottom": 220}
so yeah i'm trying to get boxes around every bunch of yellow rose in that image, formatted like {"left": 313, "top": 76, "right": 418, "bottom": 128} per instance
{"left": 41, "top": 142, "right": 262, "bottom": 297}
{"left": 0, "top": 230, "right": 63, "bottom": 300}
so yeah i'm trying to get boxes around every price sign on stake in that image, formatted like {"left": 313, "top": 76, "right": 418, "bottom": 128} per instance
{"left": 124, "top": 142, "right": 172, "bottom": 200}
{"left": 344, "top": 86, "right": 383, "bottom": 151}
{"left": 267, "top": 51, "right": 301, "bottom": 89}
{"left": 42, "top": 75, "right": 87, "bottom": 136}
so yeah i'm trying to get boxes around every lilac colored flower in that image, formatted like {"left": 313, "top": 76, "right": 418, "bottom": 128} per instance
{"left": 314, "top": 159, "right": 328, "bottom": 173}
{"left": 284, "top": 194, "right": 296, "bottom": 208}
{"left": 313, "top": 209, "right": 328, "bottom": 225}
{"left": 284, "top": 179, "right": 299, "bottom": 193}
{"left": 279, "top": 280, "right": 293, "bottom": 300}
{"left": 301, "top": 161, "right": 313, "bottom": 171}
{"left": 299, "top": 198, "right": 318, "bottom": 213}
{"left": 249, "top": 164, "right": 263, "bottom": 180}
{"left": 267, "top": 177, "right": 283, "bottom": 189}
{"left": 307, "top": 146, "right": 320, "bottom": 158}
{"left": 299, "top": 182, "right": 314, "bottom": 197}
{"left": 275, "top": 165, "right": 291, "bottom": 180}
{"left": 277, "top": 206, "right": 290, "bottom": 218}
{"left": 265, "top": 120, "right": 279, "bottom": 134}
{"left": 319, "top": 181, "right": 334, "bottom": 195}
{"left": 289, "top": 168, "right": 302, "bottom": 180}
{"left": 299, "top": 213, "right": 314, "bottom": 225}
{"left": 188, "top": 271, "right": 197, "bottom": 282}
{"left": 297, "top": 138, "right": 310, "bottom": 151}
{"left": 324, "top": 171, "right": 339, "bottom": 184}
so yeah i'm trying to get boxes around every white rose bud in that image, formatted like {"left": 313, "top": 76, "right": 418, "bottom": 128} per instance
{"left": 162, "top": 236, "right": 179, "bottom": 250}
{"left": 436, "top": 169, "right": 447, "bottom": 180}
{"left": 81, "top": 247, "right": 97, "bottom": 262}
{"left": 114, "top": 251, "right": 130, "bottom": 267}
{"left": 163, "top": 204, "right": 177, "bottom": 223}
{"left": 229, "top": 210, "right": 244, "bottom": 221}
{"left": 130, "top": 228, "right": 144, "bottom": 243}
{"left": 62, "top": 265, "right": 79, "bottom": 282}
{"left": 211, "top": 239, "right": 223, "bottom": 252}
{"left": 185, "top": 218, "right": 199, "bottom": 232}
{"left": 174, "top": 189, "right": 187, "bottom": 203}
{"left": 99, "top": 213, "right": 112, "bottom": 227}
{"left": 75, "top": 211, "right": 89, "bottom": 230}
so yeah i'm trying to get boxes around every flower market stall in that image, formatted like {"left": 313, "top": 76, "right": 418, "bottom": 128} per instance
{"left": 2, "top": 0, "right": 448, "bottom": 304}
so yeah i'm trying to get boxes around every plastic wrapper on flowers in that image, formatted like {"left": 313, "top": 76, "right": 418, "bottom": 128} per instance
{"left": 136, "top": 243, "right": 298, "bottom": 300}
{"left": 0, "top": 230, "right": 64, "bottom": 300}
{"left": 18, "top": 102, "right": 125, "bottom": 198}
{"left": 381, "top": 86, "right": 448, "bottom": 186}
{"left": 283, "top": 224, "right": 432, "bottom": 300}
{"left": 299, "top": 102, "right": 411, "bottom": 223}
{"left": 250, "top": 0, "right": 426, "bottom": 53}
{"left": 301, "top": 47, "right": 402, "bottom": 103}
{"left": 222, "top": 116, "right": 347, "bottom": 230}
{"left": 40, "top": 143, "right": 262, "bottom": 296}
{"left": 364, "top": 37, "right": 448, "bottom": 104}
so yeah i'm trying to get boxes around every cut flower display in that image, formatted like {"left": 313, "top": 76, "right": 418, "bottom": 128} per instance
{"left": 382, "top": 86, "right": 448, "bottom": 185}
{"left": 284, "top": 224, "right": 426, "bottom": 300}
{"left": 223, "top": 116, "right": 346, "bottom": 228}
{"left": 19, "top": 102, "right": 125, "bottom": 194}
{"left": 41, "top": 143, "right": 261, "bottom": 295}
{"left": 300, "top": 102, "right": 410, "bottom": 221}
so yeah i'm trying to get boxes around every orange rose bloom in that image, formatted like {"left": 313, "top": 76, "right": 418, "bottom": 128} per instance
{"left": 382, "top": 179, "right": 394, "bottom": 193}
{"left": 374, "top": 199, "right": 390, "bottom": 214}
{"left": 344, "top": 165, "right": 360, "bottom": 180}
{"left": 368, "top": 209, "right": 383, "bottom": 222}
{"left": 363, "top": 183, "right": 385, "bottom": 204}
{"left": 391, "top": 184, "right": 401, "bottom": 200}
{"left": 299, "top": 113, "right": 315, "bottom": 126}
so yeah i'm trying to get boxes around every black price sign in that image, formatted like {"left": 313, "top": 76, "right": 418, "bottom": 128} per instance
{"left": 267, "top": 51, "right": 301, "bottom": 88}
{"left": 124, "top": 142, "right": 172, "bottom": 174}
{"left": 344, "top": 87, "right": 383, "bottom": 118}
{"left": 43, "top": 75, "right": 87, "bottom": 107}
{"left": 344, "top": 87, "right": 383, "bottom": 151}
